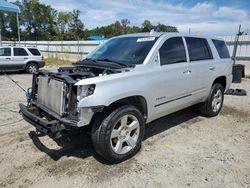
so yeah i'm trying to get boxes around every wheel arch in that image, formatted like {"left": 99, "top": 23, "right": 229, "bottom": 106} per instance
{"left": 105, "top": 95, "right": 148, "bottom": 120}
{"left": 212, "top": 76, "right": 226, "bottom": 90}
{"left": 25, "top": 61, "right": 39, "bottom": 68}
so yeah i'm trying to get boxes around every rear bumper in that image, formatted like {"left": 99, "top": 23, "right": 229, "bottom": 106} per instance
{"left": 19, "top": 103, "right": 76, "bottom": 136}
{"left": 38, "top": 61, "right": 45, "bottom": 68}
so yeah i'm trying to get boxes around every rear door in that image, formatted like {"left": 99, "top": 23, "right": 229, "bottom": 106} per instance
{"left": 12, "top": 48, "right": 29, "bottom": 70}
{"left": 184, "top": 37, "right": 214, "bottom": 100}
{"left": 0, "top": 47, "right": 12, "bottom": 71}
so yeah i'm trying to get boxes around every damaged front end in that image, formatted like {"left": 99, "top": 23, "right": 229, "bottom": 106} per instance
{"left": 19, "top": 63, "right": 120, "bottom": 137}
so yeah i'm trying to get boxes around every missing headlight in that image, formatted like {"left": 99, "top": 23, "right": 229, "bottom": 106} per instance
{"left": 77, "top": 84, "right": 95, "bottom": 101}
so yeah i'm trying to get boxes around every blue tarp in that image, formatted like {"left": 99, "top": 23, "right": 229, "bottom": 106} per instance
{"left": 0, "top": 0, "right": 20, "bottom": 13}
{"left": 87, "top": 36, "right": 107, "bottom": 40}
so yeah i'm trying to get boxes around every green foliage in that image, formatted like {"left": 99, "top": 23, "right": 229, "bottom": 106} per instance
{"left": 68, "top": 9, "right": 84, "bottom": 39}
{"left": 142, "top": 20, "right": 153, "bottom": 32}
{"left": 56, "top": 11, "right": 72, "bottom": 40}
{"left": 0, "top": 0, "right": 178, "bottom": 41}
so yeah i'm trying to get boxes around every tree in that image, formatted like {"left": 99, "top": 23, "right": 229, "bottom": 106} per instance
{"left": 157, "top": 23, "right": 178, "bottom": 32}
{"left": 68, "top": 9, "right": 84, "bottom": 39}
{"left": 20, "top": 0, "right": 57, "bottom": 40}
{"left": 121, "top": 18, "right": 130, "bottom": 33}
{"left": 142, "top": 20, "right": 153, "bottom": 32}
{"left": 56, "top": 11, "right": 72, "bottom": 40}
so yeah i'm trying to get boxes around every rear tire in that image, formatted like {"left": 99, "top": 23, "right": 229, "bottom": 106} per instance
{"left": 91, "top": 105, "right": 145, "bottom": 163}
{"left": 26, "top": 63, "right": 38, "bottom": 74}
{"left": 200, "top": 83, "right": 224, "bottom": 117}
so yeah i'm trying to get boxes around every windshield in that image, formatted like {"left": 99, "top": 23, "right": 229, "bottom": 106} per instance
{"left": 87, "top": 36, "right": 157, "bottom": 65}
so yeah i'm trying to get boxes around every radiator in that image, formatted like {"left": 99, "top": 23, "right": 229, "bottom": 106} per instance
{"left": 37, "top": 76, "right": 65, "bottom": 115}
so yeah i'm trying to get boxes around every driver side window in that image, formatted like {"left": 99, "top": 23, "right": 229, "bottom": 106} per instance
{"left": 159, "top": 37, "right": 187, "bottom": 65}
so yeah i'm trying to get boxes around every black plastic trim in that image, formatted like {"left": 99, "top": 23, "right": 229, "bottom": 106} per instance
{"left": 154, "top": 94, "right": 192, "bottom": 107}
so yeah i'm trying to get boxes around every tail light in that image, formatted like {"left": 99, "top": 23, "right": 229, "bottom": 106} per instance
{"left": 42, "top": 56, "right": 44, "bottom": 61}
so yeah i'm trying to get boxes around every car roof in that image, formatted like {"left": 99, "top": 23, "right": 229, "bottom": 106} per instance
{"left": 114, "top": 32, "right": 225, "bottom": 41}
{"left": 0, "top": 46, "right": 39, "bottom": 49}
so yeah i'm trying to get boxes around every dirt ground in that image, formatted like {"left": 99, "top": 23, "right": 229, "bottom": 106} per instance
{"left": 0, "top": 70, "right": 249, "bottom": 188}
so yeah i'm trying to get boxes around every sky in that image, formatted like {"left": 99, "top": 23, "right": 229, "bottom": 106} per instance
{"left": 13, "top": 0, "right": 250, "bottom": 36}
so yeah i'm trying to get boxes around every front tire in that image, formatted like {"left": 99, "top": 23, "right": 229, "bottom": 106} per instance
{"left": 200, "top": 83, "right": 224, "bottom": 117}
{"left": 91, "top": 105, "right": 145, "bottom": 163}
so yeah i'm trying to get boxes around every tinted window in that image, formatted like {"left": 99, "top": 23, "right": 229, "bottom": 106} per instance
{"left": 88, "top": 37, "right": 158, "bottom": 65}
{"left": 185, "top": 37, "right": 213, "bottom": 61}
{"left": 28, "top": 48, "right": 41, "bottom": 56}
{"left": 212, "top": 39, "right": 230, "bottom": 59}
{"left": 0, "top": 48, "right": 11, "bottom": 56}
{"left": 159, "top": 37, "right": 186, "bottom": 65}
{"left": 14, "top": 48, "right": 28, "bottom": 56}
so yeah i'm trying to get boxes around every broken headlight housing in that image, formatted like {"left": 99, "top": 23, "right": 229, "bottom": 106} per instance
{"left": 76, "top": 84, "right": 95, "bottom": 101}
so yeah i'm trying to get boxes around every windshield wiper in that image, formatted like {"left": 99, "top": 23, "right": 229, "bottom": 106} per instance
{"left": 84, "top": 58, "right": 98, "bottom": 63}
{"left": 95, "top": 58, "right": 129, "bottom": 68}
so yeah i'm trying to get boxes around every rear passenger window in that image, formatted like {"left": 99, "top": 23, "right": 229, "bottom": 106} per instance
{"left": 212, "top": 39, "right": 230, "bottom": 59}
{"left": 28, "top": 48, "right": 41, "bottom": 56}
{"left": 159, "top": 37, "right": 186, "bottom": 65}
{"left": 14, "top": 48, "right": 28, "bottom": 56}
{"left": 185, "top": 37, "right": 213, "bottom": 61}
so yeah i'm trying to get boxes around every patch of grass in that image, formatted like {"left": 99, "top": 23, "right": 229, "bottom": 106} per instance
{"left": 45, "top": 57, "right": 73, "bottom": 67}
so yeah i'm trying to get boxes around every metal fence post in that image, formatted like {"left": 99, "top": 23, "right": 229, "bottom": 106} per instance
{"left": 48, "top": 40, "right": 50, "bottom": 58}
{"left": 232, "top": 24, "right": 241, "bottom": 64}
{"left": 0, "top": 28, "right": 2, "bottom": 46}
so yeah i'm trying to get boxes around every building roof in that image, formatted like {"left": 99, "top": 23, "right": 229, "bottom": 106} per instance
{"left": 0, "top": 0, "right": 20, "bottom": 13}
{"left": 87, "top": 36, "right": 107, "bottom": 40}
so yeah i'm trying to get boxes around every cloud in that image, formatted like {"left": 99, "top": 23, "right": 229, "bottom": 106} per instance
{"left": 9, "top": 0, "right": 250, "bottom": 35}
{"left": 214, "top": 6, "right": 248, "bottom": 20}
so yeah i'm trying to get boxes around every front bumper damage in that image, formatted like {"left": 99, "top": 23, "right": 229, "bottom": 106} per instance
{"left": 19, "top": 103, "right": 72, "bottom": 137}
{"left": 19, "top": 69, "right": 106, "bottom": 137}
{"left": 19, "top": 103, "right": 104, "bottom": 138}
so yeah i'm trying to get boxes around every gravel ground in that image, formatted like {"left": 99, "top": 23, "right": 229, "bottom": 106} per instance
{"left": 0, "top": 70, "right": 249, "bottom": 188}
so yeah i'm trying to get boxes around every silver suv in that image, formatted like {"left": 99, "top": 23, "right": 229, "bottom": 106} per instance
{"left": 20, "top": 32, "right": 233, "bottom": 163}
{"left": 0, "top": 46, "right": 45, "bottom": 73}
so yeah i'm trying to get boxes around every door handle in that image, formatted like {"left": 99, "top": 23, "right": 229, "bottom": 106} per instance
{"left": 5, "top": 57, "right": 11, "bottom": 60}
{"left": 183, "top": 70, "right": 191, "bottom": 74}
{"left": 24, "top": 57, "right": 28, "bottom": 60}
{"left": 209, "top": 66, "right": 215, "bottom": 70}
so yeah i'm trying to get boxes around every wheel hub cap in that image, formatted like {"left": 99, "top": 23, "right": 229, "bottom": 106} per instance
{"left": 110, "top": 114, "right": 140, "bottom": 155}
{"left": 212, "top": 89, "right": 223, "bottom": 112}
{"left": 29, "top": 66, "right": 37, "bottom": 73}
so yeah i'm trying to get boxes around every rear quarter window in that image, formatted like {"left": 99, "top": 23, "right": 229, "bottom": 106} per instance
{"left": 212, "top": 39, "right": 230, "bottom": 59}
{"left": 28, "top": 48, "right": 41, "bottom": 56}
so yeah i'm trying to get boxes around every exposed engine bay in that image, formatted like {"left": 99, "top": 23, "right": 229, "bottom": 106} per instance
{"left": 23, "top": 62, "right": 129, "bottom": 136}
{"left": 46, "top": 61, "right": 125, "bottom": 84}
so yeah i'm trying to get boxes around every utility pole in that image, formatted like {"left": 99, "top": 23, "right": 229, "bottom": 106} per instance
{"left": 0, "top": 21, "right": 2, "bottom": 46}
{"left": 16, "top": 13, "right": 20, "bottom": 43}
{"left": 232, "top": 24, "right": 241, "bottom": 65}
